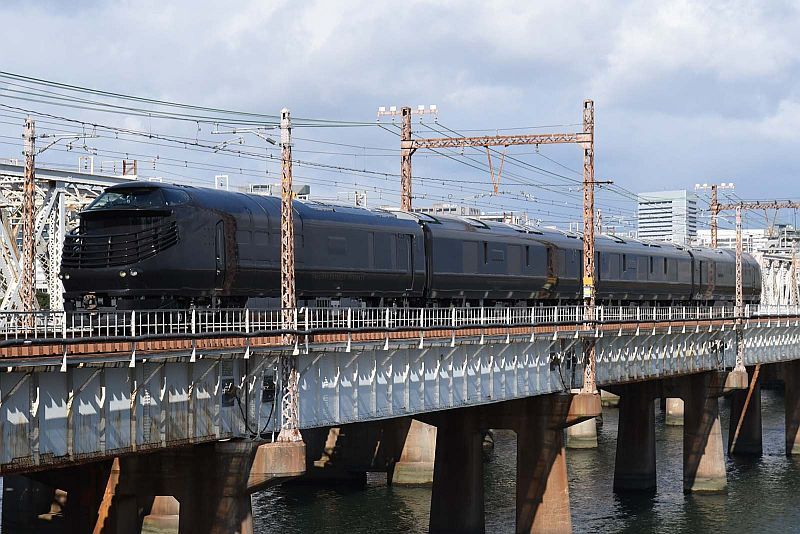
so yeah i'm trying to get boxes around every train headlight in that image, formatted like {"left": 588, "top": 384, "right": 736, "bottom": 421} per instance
{"left": 119, "top": 271, "right": 127, "bottom": 278}
{"left": 130, "top": 270, "right": 138, "bottom": 277}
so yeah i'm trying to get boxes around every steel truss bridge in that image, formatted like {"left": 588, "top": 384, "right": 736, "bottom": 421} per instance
{"left": 0, "top": 162, "right": 134, "bottom": 312}
{"left": 0, "top": 304, "right": 798, "bottom": 476}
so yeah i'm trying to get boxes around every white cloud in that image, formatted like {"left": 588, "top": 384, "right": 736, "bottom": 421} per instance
{"left": 594, "top": 0, "right": 799, "bottom": 103}
{"left": 0, "top": 0, "right": 798, "bottom": 214}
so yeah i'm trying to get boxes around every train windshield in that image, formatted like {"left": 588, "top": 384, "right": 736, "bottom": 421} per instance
{"left": 86, "top": 188, "right": 189, "bottom": 210}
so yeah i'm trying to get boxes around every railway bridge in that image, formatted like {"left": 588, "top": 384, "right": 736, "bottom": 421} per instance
{"left": 0, "top": 304, "right": 799, "bottom": 533}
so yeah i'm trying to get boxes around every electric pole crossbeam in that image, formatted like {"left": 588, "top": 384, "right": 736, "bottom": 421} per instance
{"left": 717, "top": 201, "right": 800, "bottom": 211}
{"left": 408, "top": 131, "right": 590, "bottom": 150}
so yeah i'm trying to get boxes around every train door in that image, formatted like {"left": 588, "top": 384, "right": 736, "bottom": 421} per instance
{"left": 215, "top": 221, "right": 226, "bottom": 289}
{"left": 398, "top": 233, "right": 414, "bottom": 291}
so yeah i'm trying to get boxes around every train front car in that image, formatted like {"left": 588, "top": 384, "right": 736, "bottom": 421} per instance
{"left": 61, "top": 183, "right": 214, "bottom": 311}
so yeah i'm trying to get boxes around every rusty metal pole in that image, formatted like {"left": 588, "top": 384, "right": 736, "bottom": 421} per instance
{"left": 400, "top": 106, "right": 413, "bottom": 211}
{"left": 278, "top": 108, "right": 301, "bottom": 442}
{"left": 21, "top": 117, "right": 36, "bottom": 318}
{"left": 735, "top": 205, "right": 743, "bottom": 317}
{"left": 710, "top": 184, "right": 719, "bottom": 248}
{"left": 734, "top": 204, "right": 746, "bottom": 372}
{"left": 581, "top": 100, "right": 597, "bottom": 394}
{"left": 792, "top": 246, "right": 799, "bottom": 306}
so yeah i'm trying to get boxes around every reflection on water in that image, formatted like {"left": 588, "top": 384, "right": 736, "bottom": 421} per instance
{"left": 254, "top": 390, "right": 800, "bottom": 533}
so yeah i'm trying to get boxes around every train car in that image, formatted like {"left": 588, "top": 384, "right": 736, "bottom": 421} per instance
{"left": 417, "top": 214, "right": 581, "bottom": 303}
{"left": 61, "top": 182, "right": 762, "bottom": 311}
{"left": 595, "top": 236, "right": 694, "bottom": 303}
{"left": 62, "top": 183, "right": 425, "bottom": 309}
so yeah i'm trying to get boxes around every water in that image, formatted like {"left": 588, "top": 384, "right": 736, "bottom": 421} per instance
{"left": 253, "top": 389, "right": 800, "bottom": 533}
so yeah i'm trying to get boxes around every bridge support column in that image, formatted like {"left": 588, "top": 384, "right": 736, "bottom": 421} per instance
{"left": 93, "top": 457, "right": 145, "bottom": 534}
{"left": 601, "top": 389, "right": 620, "bottom": 408}
{"left": 178, "top": 440, "right": 306, "bottom": 534}
{"left": 429, "top": 409, "right": 485, "bottom": 533}
{"left": 683, "top": 372, "right": 727, "bottom": 494}
{"left": 728, "top": 366, "right": 762, "bottom": 456}
{"left": 514, "top": 395, "right": 573, "bottom": 534}
{"left": 391, "top": 419, "right": 436, "bottom": 485}
{"left": 666, "top": 398, "right": 684, "bottom": 426}
{"left": 141, "top": 496, "right": 180, "bottom": 533}
{"left": 565, "top": 418, "right": 597, "bottom": 449}
{"left": 784, "top": 360, "right": 800, "bottom": 455}
{"left": 614, "top": 383, "right": 657, "bottom": 492}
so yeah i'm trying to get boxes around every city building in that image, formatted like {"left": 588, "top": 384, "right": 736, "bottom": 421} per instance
{"left": 413, "top": 203, "right": 481, "bottom": 217}
{"left": 477, "top": 212, "right": 527, "bottom": 225}
{"left": 696, "top": 228, "right": 769, "bottom": 252}
{"left": 637, "top": 190, "right": 698, "bottom": 244}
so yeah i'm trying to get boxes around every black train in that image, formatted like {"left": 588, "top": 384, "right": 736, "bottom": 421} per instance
{"left": 61, "top": 182, "right": 761, "bottom": 310}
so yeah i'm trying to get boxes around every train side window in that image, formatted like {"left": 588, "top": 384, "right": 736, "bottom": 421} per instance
{"left": 507, "top": 245, "right": 521, "bottom": 274}
{"left": 663, "top": 257, "right": 668, "bottom": 275}
{"left": 649, "top": 257, "right": 654, "bottom": 274}
{"left": 396, "top": 235, "right": 410, "bottom": 271}
{"left": 622, "top": 254, "right": 627, "bottom": 272}
{"left": 163, "top": 189, "right": 191, "bottom": 206}
{"left": 463, "top": 241, "right": 478, "bottom": 271}
{"left": 483, "top": 242, "right": 488, "bottom": 265}
{"left": 525, "top": 245, "right": 530, "bottom": 268}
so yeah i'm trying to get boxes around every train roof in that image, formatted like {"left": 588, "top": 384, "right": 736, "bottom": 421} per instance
{"left": 95, "top": 183, "right": 756, "bottom": 261}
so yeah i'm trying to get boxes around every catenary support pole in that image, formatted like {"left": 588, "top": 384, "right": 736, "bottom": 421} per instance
{"left": 278, "top": 108, "right": 301, "bottom": 443}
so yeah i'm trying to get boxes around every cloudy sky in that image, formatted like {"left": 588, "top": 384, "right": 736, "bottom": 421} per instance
{"left": 0, "top": 0, "right": 798, "bottom": 231}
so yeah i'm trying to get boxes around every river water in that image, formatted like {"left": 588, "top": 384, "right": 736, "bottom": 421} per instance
{"left": 253, "top": 388, "right": 800, "bottom": 533}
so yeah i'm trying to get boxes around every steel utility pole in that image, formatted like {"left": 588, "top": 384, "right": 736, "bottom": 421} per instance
{"left": 20, "top": 117, "right": 36, "bottom": 314}
{"left": 580, "top": 100, "right": 597, "bottom": 394}
{"left": 793, "top": 245, "right": 799, "bottom": 306}
{"left": 377, "top": 105, "right": 437, "bottom": 211}
{"left": 735, "top": 206, "right": 743, "bottom": 317}
{"left": 711, "top": 185, "right": 719, "bottom": 248}
{"left": 695, "top": 182, "right": 734, "bottom": 248}
{"left": 392, "top": 100, "right": 601, "bottom": 393}
{"left": 400, "top": 107, "right": 413, "bottom": 211}
{"left": 278, "top": 108, "right": 301, "bottom": 443}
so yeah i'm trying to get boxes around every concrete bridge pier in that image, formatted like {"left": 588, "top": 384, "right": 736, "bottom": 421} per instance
{"left": 613, "top": 382, "right": 658, "bottom": 493}
{"left": 565, "top": 418, "right": 598, "bottom": 449}
{"left": 390, "top": 418, "right": 437, "bottom": 485}
{"left": 683, "top": 372, "right": 727, "bottom": 494}
{"left": 728, "top": 365, "right": 763, "bottom": 456}
{"left": 513, "top": 395, "right": 577, "bottom": 534}
{"left": 665, "top": 398, "right": 685, "bottom": 426}
{"left": 426, "top": 393, "right": 600, "bottom": 534}
{"left": 784, "top": 360, "right": 800, "bottom": 456}
{"left": 428, "top": 408, "right": 485, "bottom": 533}
{"left": 3, "top": 440, "right": 305, "bottom": 534}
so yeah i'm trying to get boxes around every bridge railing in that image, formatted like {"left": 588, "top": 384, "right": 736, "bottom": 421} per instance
{"left": 749, "top": 304, "right": 800, "bottom": 317}
{"left": 3, "top": 304, "right": 799, "bottom": 344}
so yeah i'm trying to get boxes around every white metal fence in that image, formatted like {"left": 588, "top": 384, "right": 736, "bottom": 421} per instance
{"left": 0, "top": 304, "right": 797, "bottom": 343}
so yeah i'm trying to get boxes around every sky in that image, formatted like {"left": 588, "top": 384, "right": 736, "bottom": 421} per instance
{"left": 0, "top": 0, "right": 799, "bottom": 232}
